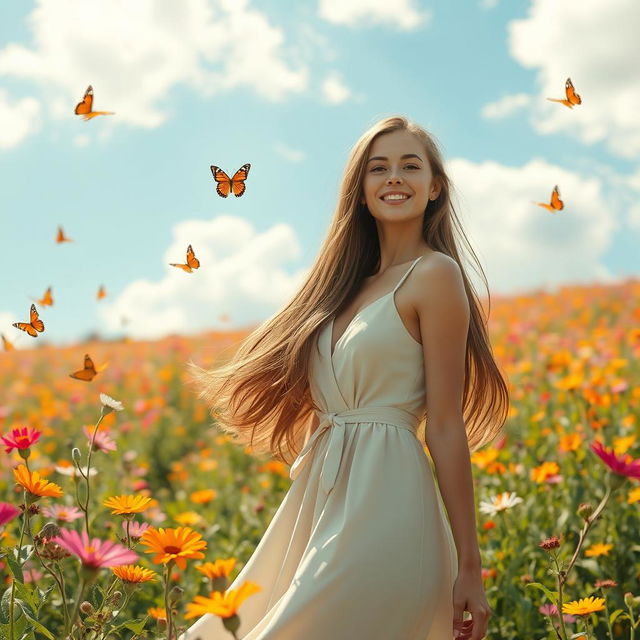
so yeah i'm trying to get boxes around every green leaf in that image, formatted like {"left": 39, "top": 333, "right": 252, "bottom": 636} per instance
{"left": 609, "top": 608, "right": 625, "bottom": 624}
{"left": 18, "top": 609, "right": 55, "bottom": 640}
{"left": 523, "top": 581, "right": 559, "bottom": 605}
{"left": 5, "top": 553, "right": 24, "bottom": 584}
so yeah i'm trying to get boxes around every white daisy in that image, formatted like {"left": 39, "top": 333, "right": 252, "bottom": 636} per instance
{"left": 55, "top": 464, "right": 98, "bottom": 477}
{"left": 479, "top": 491, "right": 523, "bottom": 516}
{"left": 99, "top": 393, "right": 124, "bottom": 414}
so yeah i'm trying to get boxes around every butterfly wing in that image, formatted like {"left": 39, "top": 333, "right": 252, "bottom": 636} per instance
{"left": 550, "top": 186, "right": 563, "bottom": 210}
{"left": 565, "top": 78, "right": 581, "bottom": 105}
{"left": 74, "top": 85, "right": 93, "bottom": 115}
{"left": 97, "top": 285, "right": 106, "bottom": 300}
{"left": 70, "top": 353, "right": 98, "bottom": 381}
{"left": 170, "top": 262, "right": 193, "bottom": 273}
{"left": 12, "top": 322, "right": 37, "bottom": 338}
{"left": 211, "top": 166, "right": 232, "bottom": 198}
{"left": 41, "top": 287, "right": 53, "bottom": 306}
{"left": 29, "top": 304, "right": 44, "bottom": 333}
{"left": 186, "top": 244, "right": 200, "bottom": 270}
{"left": 230, "top": 163, "right": 251, "bottom": 197}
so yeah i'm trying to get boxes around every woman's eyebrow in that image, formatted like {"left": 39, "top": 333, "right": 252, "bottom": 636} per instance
{"left": 366, "top": 153, "right": 423, "bottom": 163}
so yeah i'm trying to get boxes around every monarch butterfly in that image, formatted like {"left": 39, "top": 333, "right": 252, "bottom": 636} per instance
{"left": 1, "top": 334, "right": 15, "bottom": 351}
{"left": 532, "top": 185, "right": 564, "bottom": 213}
{"left": 12, "top": 304, "right": 45, "bottom": 338}
{"left": 69, "top": 354, "right": 108, "bottom": 381}
{"left": 33, "top": 286, "right": 53, "bottom": 307}
{"left": 170, "top": 244, "right": 200, "bottom": 273}
{"left": 97, "top": 285, "right": 106, "bottom": 300}
{"left": 74, "top": 85, "right": 115, "bottom": 120}
{"left": 210, "top": 163, "right": 251, "bottom": 197}
{"left": 547, "top": 78, "right": 582, "bottom": 109}
{"left": 56, "top": 226, "right": 73, "bottom": 243}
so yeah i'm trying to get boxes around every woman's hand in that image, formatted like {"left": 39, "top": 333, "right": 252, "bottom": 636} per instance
{"left": 451, "top": 567, "right": 492, "bottom": 639}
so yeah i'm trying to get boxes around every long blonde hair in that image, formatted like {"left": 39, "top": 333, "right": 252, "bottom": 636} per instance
{"left": 186, "top": 115, "right": 510, "bottom": 465}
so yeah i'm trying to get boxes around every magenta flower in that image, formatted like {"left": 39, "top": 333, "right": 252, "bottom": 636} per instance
{"left": 51, "top": 528, "right": 139, "bottom": 569}
{"left": 1, "top": 427, "right": 42, "bottom": 453}
{"left": 82, "top": 425, "right": 117, "bottom": 453}
{"left": 539, "top": 602, "right": 577, "bottom": 623}
{"left": 590, "top": 440, "right": 640, "bottom": 479}
{"left": 0, "top": 502, "right": 21, "bottom": 526}
{"left": 42, "top": 504, "right": 84, "bottom": 523}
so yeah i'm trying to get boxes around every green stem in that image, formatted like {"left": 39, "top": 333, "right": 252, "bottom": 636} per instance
{"left": 551, "top": 552, "right": 569, "bottom": 640}
{"left": 24, "top": 513, "right": 70, "bottom": 630}
{"left": 9, "top": 490, "right": 29, "bottom": 640}
{"left": 82, "top": 414, "right": 105, "bottom": 538}
{"left": 164, "top": 562, "right": 175, "bottom": 640}
{"left": 601, "top": 590, "right": 614, "bottom": 639}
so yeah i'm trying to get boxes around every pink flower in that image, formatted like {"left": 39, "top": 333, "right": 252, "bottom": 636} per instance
{"left": 1, "top": 427, "right": 41, "bottom": 453}
{"left": 23, "top": 567, "right": 44, "bottom": 583}
{"left": 122, "top": 520, "right": 150, "bottom": 538}
{"left": 82, "top": 425, "right": 117, "bottom": 453}
{"left": 590, "top": 440, "right": 640, "bottom": 479}
{"left": 0, "top": 502, "right": 21, "bottom": 526}
{"left": 42, "top": 504, "right": 84, "bottom": 523}
{"left": 539, "top": 602, "right": 577, "bottom": 623}
{"left": 51, "top": 528, "right": 139, "bottom": 569}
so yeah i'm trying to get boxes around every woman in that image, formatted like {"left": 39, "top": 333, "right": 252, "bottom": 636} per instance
{"left": 180, "top": 115, "right": 509, "bottom": 639}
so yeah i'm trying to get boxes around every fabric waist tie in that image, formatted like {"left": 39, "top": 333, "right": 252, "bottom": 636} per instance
{"left": 289, "top": 406, "right": 420, "bottom": 495}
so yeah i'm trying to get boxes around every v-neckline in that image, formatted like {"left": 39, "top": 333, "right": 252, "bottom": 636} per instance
{"left": 329, "top": 292, "right": 392, "bottom": 358}
{"left": 328, "top": 256, "right": 423, "bottom": 358}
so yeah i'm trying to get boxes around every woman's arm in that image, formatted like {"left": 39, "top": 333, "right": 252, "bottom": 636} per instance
{"left": 413, "top": 255, "right": 482, "bottom": 569}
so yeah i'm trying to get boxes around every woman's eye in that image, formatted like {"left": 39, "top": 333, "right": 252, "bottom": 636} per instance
{"left": 371, "top": 165, "right": 419, "bottom": 172}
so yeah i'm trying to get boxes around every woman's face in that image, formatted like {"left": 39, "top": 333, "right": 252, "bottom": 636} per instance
{"left": 361, "top": 129, "right": 439, "bottom": 222}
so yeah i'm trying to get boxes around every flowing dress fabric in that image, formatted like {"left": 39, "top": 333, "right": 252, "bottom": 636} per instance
{"left": 179, "top": 256, "right": 459, "bottom": 640}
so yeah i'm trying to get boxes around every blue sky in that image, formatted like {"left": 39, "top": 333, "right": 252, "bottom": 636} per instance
{"left": 1, "top": 0, "right": 638, "bottom": 347}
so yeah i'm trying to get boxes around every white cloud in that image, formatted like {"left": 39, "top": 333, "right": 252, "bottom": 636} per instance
{"left": 318, "top": 0, "right": 430, "bottom": 30}
{"left": 448, "top": 157, "right": 621, "bottom": 295}
{"left": 322, "top": 71, "right": 351, "bottom": 104}
{"left": 273, "top": 142, "right": 306, "bottom": 163}
{"left": 0, "top": 90, "right": 41, "bottom": 150}
{"left": 481, "top": 93, "right": 531, "bottom": 119}
{"left": 497, "top": 0, "right": 640, "bottom": 159}
{"left": 0, "top": 0, "right": 308, "bottom": 138}
{"left": 96, "top": 215, "right": 307, "bottom": 340}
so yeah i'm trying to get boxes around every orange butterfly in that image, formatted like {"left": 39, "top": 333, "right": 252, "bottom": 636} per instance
{"left": 170, "top": 244, "right": 200, "bottom": 272}
{"left": 97, "top": 285, "right": 106, "bottom": 300}
{"left": 210, "top": 163, "right": 251, "bottom": 197}
{"left": 547, "top": 78, "right": 582, "bottom": 109}
{"left": 56, "top": 225, "right": 73, "bottom": 243}
{"left": 12, "top": 304, "right": 45, "bottom": 338}
{"left": 74, "top": 85, "right": 115, "bottom": 120}
{"left": 532, "top": 185, "right": 564, "bottom": 213}
{"left": 32, "top": 286, "right": 53, "bottom": 307}
{"left": 1, "top": 334, "right": 15, "bottom": 351}
{"left": 69, "top": 353, "right": 108, "bottom": 381}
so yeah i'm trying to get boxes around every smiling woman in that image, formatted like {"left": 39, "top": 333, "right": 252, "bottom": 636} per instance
{"left": 181, "top": 115, "right": 508, "bottom": 639}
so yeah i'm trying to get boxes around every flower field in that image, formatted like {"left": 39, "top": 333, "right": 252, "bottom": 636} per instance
{"left": 1, "top": 277, "right": 639, "bottom": 639}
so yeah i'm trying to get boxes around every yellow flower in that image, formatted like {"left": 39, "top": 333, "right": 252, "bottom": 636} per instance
{"left": 112, "top": 564, "right": 157, "bottom": 583}
{"left": 13, "top": 464, "right": 63, "bottom": 499}
{"left": 184, "top": 581, "right": 262, "bottom": 620}
{"left": 103, "top": 495, "right": 153, "bottom": 515}
{"left": 139, "top": 526, "right": 207, "bottom": 570}
{"left": 562, "top": 596, "right": 606, "bottom": 616}
{"left": 174, "top": 511, "right": 203, "bottom": 526}
{"left": 585, "top": 543, "right": 613, "bottom": 557}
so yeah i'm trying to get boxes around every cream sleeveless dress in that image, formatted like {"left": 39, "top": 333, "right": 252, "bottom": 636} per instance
{"left": 179, "top": 255, "right": 459, "bottom": 640}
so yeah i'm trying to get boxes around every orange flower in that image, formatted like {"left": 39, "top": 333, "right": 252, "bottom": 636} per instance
{"left": 184, "top": 581, "right": 261, "bottom": 620}
{"left": 148, "top": 606, "right": 166, "bottom": 621}
{"left": 190, "top": 489, "right": 217, "bottom": 504}
{"left": 13, "top": 464, "right": 63, "bottom": 499}
{"left": 112, "top": 564, "right": 157, "bottom": 583}
{"left": 562, "top": 596, "right": 605, "bottom": 616}
{"left": 103, "top": 495, "right": 153, "bottom": 515}
{"left": 139, "top": 526, "right": 207, "bottom": 570}
{"left": 195, "top": 558, "right": 237, "bottom": 580}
